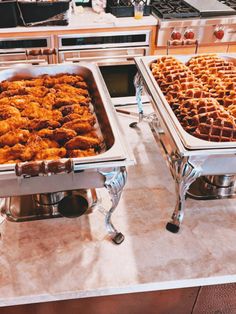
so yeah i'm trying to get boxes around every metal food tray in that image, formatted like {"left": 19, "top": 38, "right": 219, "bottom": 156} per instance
{"left": 135, "top": 54, "right": 236, "bottom": 234}
{"left": 0, "top": 63, "right": 134, "bottom": 244}
{"left": 136, "top": 54, "right": 236, "bottom": 150}
{"left": 0, "top": 63, "right": 132, "bottom": 177}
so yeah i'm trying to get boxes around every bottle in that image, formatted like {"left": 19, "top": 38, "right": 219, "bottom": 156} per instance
{"left": 92, "top": 0, "right": 107, "bottom": 13}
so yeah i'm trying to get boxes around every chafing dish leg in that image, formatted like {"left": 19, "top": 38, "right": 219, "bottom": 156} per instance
{"left": 100, "top": 167, "right": 127, "bottom": 245}
{"left": 0, "top": 198, "right": 8, "bottom": 238}
{"left": 166, "top": 158, "right": 200, "bottom": 233}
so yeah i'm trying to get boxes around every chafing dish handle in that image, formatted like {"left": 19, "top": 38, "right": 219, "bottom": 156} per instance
{"left": 167, "top": 40, "right": 199, "bottom": 55}
{"left": 15, "top": 159, "right": 74, "bottom": 177}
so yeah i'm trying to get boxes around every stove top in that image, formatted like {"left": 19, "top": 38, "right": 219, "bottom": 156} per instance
{"left": 218, "top": 0, "right": 236, "bottom": 10}
{"left": 151, "top": 0, "right": 200, "bottom": 19}
{"left": 185, "top": 0, "right": 236, "bottom": 16}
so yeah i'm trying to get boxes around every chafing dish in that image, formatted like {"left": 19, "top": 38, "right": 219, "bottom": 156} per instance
{"left": 135, "top": 54, "right": 236, "bottom": 233}
{"left": 0, "top": 63, "right": 134, "bottom": 244}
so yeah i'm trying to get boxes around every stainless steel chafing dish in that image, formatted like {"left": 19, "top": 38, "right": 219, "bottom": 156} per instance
{"left": 0, "top": 63, "right": 134, "bottom": 244}
{"left": 135, "top": 54, "right": 236, "bottom": 233}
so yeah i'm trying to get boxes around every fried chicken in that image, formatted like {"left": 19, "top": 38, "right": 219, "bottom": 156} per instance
{"left": 65, "top": 135, "right": 101, "bottom": 150}
{"left": 37, "top": 129, "right": 54, "bottom": 138}
{"left": 52, "top": 128, "right": 77, "bottom": 142}
{"left": 63, "top": 119, "right": 93, "bottom": 134}
{"left": 60, "top": 113, "right": 95, "bottom": 125}
{"left": 0, "top": 117, "right": 29, "bottom": 136}
{"left": 0, "top": 105, "right": 21, "bottom": 120}
{"left": 67, "top": 148, "right": 96, "bottom": 158}
{"left": 53, "top": 92, "right": 90, "bottom": 109}
{"left": 54, "top": 84, "right": 89, "bottom": 96}
{"left": 0, "top": 120, "right": 10, "bottom": 136}
{"left": 21, "top": 103, "right": 62, "bottom": 121}
{"left": 28, "top": 119, "right": 61, "bottom": 131}
{"left": 0, "top": 129, "right": 30, "bottom": 147}
{"left": 0, "top": 144, "right": 25, "bottom": 164}
{"left": 35, "top": 148, "right": 67, "bottom": 160}
{"left": 59, "top": 104, "right": 90, "bottom": 116}
{"left": 0, "top": 73, "right": 103, "bottom": 164}
{"left": 20, "top": 136, "right": 59, "bottom": 161}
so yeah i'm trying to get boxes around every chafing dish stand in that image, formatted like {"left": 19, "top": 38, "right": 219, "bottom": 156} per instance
{"left": 134, "top": 56, "right": 236, "bottom": 234}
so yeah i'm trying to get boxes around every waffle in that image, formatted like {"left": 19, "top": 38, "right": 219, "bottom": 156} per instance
{"left": 193, "top": 117, "right": 236, "bottom": 142}
{"left": 151, "top": 54, "right": 236, "bottom": 142}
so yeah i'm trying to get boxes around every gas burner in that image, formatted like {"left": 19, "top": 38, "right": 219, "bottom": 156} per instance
{"left": 218, "top": 0, "right": 236, "bottom": 10}
{"left": 151, "top": 0, "right": 200, "bottom": 19}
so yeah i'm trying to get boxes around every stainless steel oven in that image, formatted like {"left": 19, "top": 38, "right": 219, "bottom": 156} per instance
{"left": 57, "top": 30, "right": 151, "bottom": 105}
{"left": 0, "top": 36, "right": 55, "bottom": 69}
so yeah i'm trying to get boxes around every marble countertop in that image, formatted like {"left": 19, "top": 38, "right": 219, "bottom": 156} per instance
{"left": 0, "top": 105, "right": 236, "bottom": 307}
{"left": 0, "top": 8, "right": 157, "bottom": 34}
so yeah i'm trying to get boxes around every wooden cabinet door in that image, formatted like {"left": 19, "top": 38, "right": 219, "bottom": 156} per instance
{"left": 198, "top": 44, "right": 228, "bottom": 53}
{"left": 228, "top": 44, "right": 236, "bottom": 53}
{"left": 192, "top": 283, "right": 236, "bottom": 314}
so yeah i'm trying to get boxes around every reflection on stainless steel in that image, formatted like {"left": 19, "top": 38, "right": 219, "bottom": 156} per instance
{"left": 135, "top": 54, "right": 236, "bottom": 233}
{"left": 0, "top": 63, "right": 133, "bottom": 244}
{"left": 4, "top": 189, "right": 97, "bottom": 221}
{"left": 188, "top": 176, "right": 236, "bottom": 199}
{"left": 58, "top": 194, "right": 89, "bottom": 218}
{"left": 0, "top": 36, "right": 54, "bottom": 68}
{"left": 33, "top": 192, "right": 65, "bottom": 206}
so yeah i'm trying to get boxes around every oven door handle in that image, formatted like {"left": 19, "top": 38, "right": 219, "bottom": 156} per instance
{"left": 63, "top": 54, "right": 143, "bottom": 65}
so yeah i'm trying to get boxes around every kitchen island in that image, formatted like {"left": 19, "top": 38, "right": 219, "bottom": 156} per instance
{"left": 0, "top": 106, "right": 236, "bottom": 311}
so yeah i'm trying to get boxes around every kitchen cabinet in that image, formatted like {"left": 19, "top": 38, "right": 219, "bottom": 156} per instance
{"left": 154, "top": 43, "right": 229, "bottom": 55}
{"left": 1, "top": 283, "right": 236, "bottom": 314}
{"left": 228, "top": 44, "right": 236, "bottom": 52}
{"left": 198, "top": 43, "right": 228, "bottom": 53}
{"left": 154, "top": 46, "right": 196, "bottom": 55}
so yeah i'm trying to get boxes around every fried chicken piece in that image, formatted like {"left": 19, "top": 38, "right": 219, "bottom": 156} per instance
{"left": 0, "top": 88, "right": 27, "bottom": 98}
{"left": 63, "top": 119, "right": 93, "bottom": 134}
{"left": 24, "top": 86, "right": 49, "bottom": 98}
{"left": 60, "top": 113, "right": 95, "bottom": 125}
{"left": 28, "top": 119, "right": 61, "bottom": 131}
{"left": 52, "top": 128, "right": 77, "bottom": 142}
{"left": 21, "top": 103, "right": 62, "bottom": 121}
{"left": 53, "top": 94, "right": 90, "bottom": 109}
{"left": 0, "top": 80, "right": 26, "bottom": 91}
{"left": 37, "top": 129, "right": 54, "bottom": 138}
{"left": 54, "top": 84, "right": 89, "bottom": 96}
{"left": 35, "top": 148, "right": 67, "bottom": 161}
{"left": 7, "top": 117, "right": 29, "bottom": 130}
{"left": 40, "top": 92, "right": 56, "bottom": 109}
{"left": 67, "top": 148, "right": 96, "bottom": 158}
{"left": 0, "top": 129, "right": 30, "bottom": 147}
{"left": 65, "top": 135, "right": 101, "bottom": 150}
{"left": 20, "top": 136, "right": 59, "bottom": 161}
{"left": 0, "top": 117, "right": 29, "bottom": 136}
{"left": 74, "top": 81, "right": 88, "bottom": 89}
{"left": 0, "top": 105, "right": 21, "bottom": 120}
{"left": 53, "top": 74, "right": 86, "bottom": 86}
{"left": 27, "top": 135, "right": 59, "bottom": 149}
{"left": 59, "top": 104, "right": 90, "bottom": 116}
{"left": 0, "top": 144, "right": 25, "bottom": 164}
{"left": 0, "top": 120, "right": 10, "bottom": 136}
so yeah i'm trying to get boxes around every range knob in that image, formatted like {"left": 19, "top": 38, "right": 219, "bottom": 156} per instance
{"left": 184, "top": 30, "right": 195, "bottom": 40}
{"left": 171, "top": 31, "right": 182, "bottom": 40}
{"left": 214, "top": 28, "right": 224, "bottom": 40}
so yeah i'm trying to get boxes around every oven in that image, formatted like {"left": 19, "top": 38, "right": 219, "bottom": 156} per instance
{"left": 0, "top": 36, "right": 55, "bottom": 69}
{"left": 57, "top": 30, "right": 151, "bottom": 105}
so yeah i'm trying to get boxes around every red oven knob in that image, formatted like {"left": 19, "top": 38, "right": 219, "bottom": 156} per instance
{"left": 214, "top": 28, "right": 224, "bottom": 40}
{"left": 171, "top": 31, "right": 182, "bottom": 40}
{"left": 184, "top": 30, "right": 195, "bottom": 40}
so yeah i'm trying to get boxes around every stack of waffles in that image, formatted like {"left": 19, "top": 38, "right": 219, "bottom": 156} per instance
{"left": 150, "top": 54, "right": 236, "bottom": 142}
